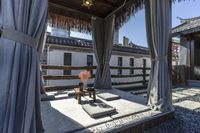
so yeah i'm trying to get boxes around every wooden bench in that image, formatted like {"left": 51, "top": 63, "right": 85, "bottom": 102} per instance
{"left": 74, "top": 88, "right": 96, "bottom": 104}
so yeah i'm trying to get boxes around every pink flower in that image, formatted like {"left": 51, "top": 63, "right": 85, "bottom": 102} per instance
{"left": 79, "top": 70, "right": 91, "bottom": 82}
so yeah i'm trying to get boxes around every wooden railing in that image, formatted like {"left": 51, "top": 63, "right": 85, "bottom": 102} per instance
{"left": 43, "top": 74, "right": 150, "bottom": 80}
{"left": 42, "top": 65, "right": 96, "bottom": 70}
{"left": 42, "top": 65, "right": 150, "bottom": 91}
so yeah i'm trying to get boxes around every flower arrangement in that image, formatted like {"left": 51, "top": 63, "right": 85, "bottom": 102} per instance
{"left": 79, "top": 70, "right": 91, "bottom": 82}
{"left": 78, "top": 70, "right": 91, "bottom": 90}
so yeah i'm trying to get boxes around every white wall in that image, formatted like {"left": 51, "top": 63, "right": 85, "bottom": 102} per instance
{"left": 46, "top": 49, "right": 151, "bottom": 88}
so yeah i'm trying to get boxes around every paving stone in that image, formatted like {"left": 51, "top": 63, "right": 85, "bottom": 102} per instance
{"left": 174, "top": 100, "right": 200, "bottom": 110}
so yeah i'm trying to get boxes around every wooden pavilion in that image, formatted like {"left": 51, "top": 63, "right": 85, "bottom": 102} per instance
{"left": 0, "top": 0, "right": 189, "bottom": 133}
{"left": 43, "top": 0, "right": 174, "bottom": 132}
{"left": 47, "top": 0, "right": 174, "bottom": 108}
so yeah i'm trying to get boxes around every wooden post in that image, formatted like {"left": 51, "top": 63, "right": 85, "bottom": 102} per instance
{"left": 142, "top": 59, "right": 146, "bottom": 86}
{"left": 78, "top": 94, "right": 81, "bottom": 104}
{"left": 168, "top": 37, "right": 173, "bottom": 98}
{"left": 93, "top": 91, "right": 96, "bottom": 102}
{"left": 190, "top": 37, "right": 195, "bottom": 80}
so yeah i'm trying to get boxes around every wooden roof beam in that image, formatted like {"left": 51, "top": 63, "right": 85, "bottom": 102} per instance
{"left": 50, "top": 1, "right": 106, "bottom": 17}
{"left": 49, "top": 3, "right": 92, "bottom": 20}
{"left": 95, "top": 0, "right": 117, "bottom": 7}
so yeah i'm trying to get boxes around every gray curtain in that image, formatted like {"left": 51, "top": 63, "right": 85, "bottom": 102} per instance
{"left": 0, "top": 0, "right": 48, "bottom": 133}
{"left": 92, "top": 15, "right": 115, "bottom": 89}
{"left": 145, "top": 0, "right": 174, "bottom": 111}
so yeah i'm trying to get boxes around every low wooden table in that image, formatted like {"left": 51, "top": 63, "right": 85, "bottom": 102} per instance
{"left": 74, "top": 88, "right": 96, "bottom": 104}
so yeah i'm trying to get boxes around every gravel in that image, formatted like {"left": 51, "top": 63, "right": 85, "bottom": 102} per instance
{"left": 145, "top": 88, "right": 200, "bottom": 133}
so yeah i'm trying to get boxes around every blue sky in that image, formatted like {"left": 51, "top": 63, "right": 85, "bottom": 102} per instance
{"left": 71, "top": 0, "right": 200, "bottom": 47}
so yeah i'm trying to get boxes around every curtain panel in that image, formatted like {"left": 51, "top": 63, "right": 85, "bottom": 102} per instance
{"left": 0, "top": 0, "right": 48, "bottom": 133}
{"left": 145, "top": 0, "right": 174, "bottom": 111}
{"left": 92, "top": 15, "right": 115, "bottom": 89}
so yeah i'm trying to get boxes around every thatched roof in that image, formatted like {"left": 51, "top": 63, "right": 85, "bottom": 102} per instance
{"left": 48, "top": 0, "right": 187, "bottom": 33}
{"left": 48, "top": 13, "right": 92, "bottom": 33}
{"left": 48, "top": 0, "right": 145, "bottom": 33}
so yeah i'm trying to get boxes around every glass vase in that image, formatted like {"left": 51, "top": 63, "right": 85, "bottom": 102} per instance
{"left": 83, "top": 80, "right": 88, "bottom": 90}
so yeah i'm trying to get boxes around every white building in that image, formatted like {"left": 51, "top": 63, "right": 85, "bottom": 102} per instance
{"left": 41, "top": 35, "right": 151, "bottom": 89}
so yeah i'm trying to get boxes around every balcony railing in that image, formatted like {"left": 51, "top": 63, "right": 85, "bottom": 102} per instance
{"left": 42, "top": 65, "right": 150, "bottom": 91}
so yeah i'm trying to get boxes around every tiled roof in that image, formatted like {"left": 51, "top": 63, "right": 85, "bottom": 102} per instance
{"left": 172, "top": 16, "right": 200, "bottom": 36}
{"left": 46, "top": 35, "right": 92, "bottom": 48}
{"left": 46, "top": 35, "right": 149, "bottom": 55}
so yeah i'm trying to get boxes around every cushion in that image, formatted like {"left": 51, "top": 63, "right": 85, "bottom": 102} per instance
{"left": 41, "top": 94, "right": 55, "bottom": 101}
{"left": 82, "top": 103, "right": 116, "bottom": 118}
{"left": 97, "top": 93, "right": 121, "bottom": 101}
{"left": 68, "top": 91, "right": 75, "bottom": 96}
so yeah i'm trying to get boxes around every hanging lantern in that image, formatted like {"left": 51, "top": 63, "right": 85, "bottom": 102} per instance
{"left": 82, "top": 0, "right": 93, "bottom": 9}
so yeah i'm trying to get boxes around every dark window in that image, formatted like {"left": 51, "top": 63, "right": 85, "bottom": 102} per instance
{"left": 64, "top": 53, "right": 72, "bottom": 75}
{"left": 118, "top": 57, "right": 123, "bottom": 75}
{"left": 87, "top": 55, "right": 93, "bottom": 74}
{"left": 87, "top": 55, "right": 93, "bottom": 66}
{"left": 142, "top": 59, "right": 147, "bottom": 84}
{"left": 130, "top": 58, "right": 134, "bottom": 74}
{"left": 143, "top": 59, "right": 146, "bottom": 67}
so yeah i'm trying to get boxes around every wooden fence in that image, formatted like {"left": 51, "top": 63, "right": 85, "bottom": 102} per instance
{"left": 42, "top": 65, "right": 150, "bottom": 91}
{"left": 172, "top": 65, "right": 189, "bottom": 85}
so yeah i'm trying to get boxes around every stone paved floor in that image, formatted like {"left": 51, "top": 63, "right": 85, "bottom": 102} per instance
{"left": 42, "top": 87, "right": 200, "bottom": 133}
{"left": 145, "top": 87, "right": 200, "bottom": 133}
{"left": 41, "top": 89, "right": 150, "bottom": 133}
